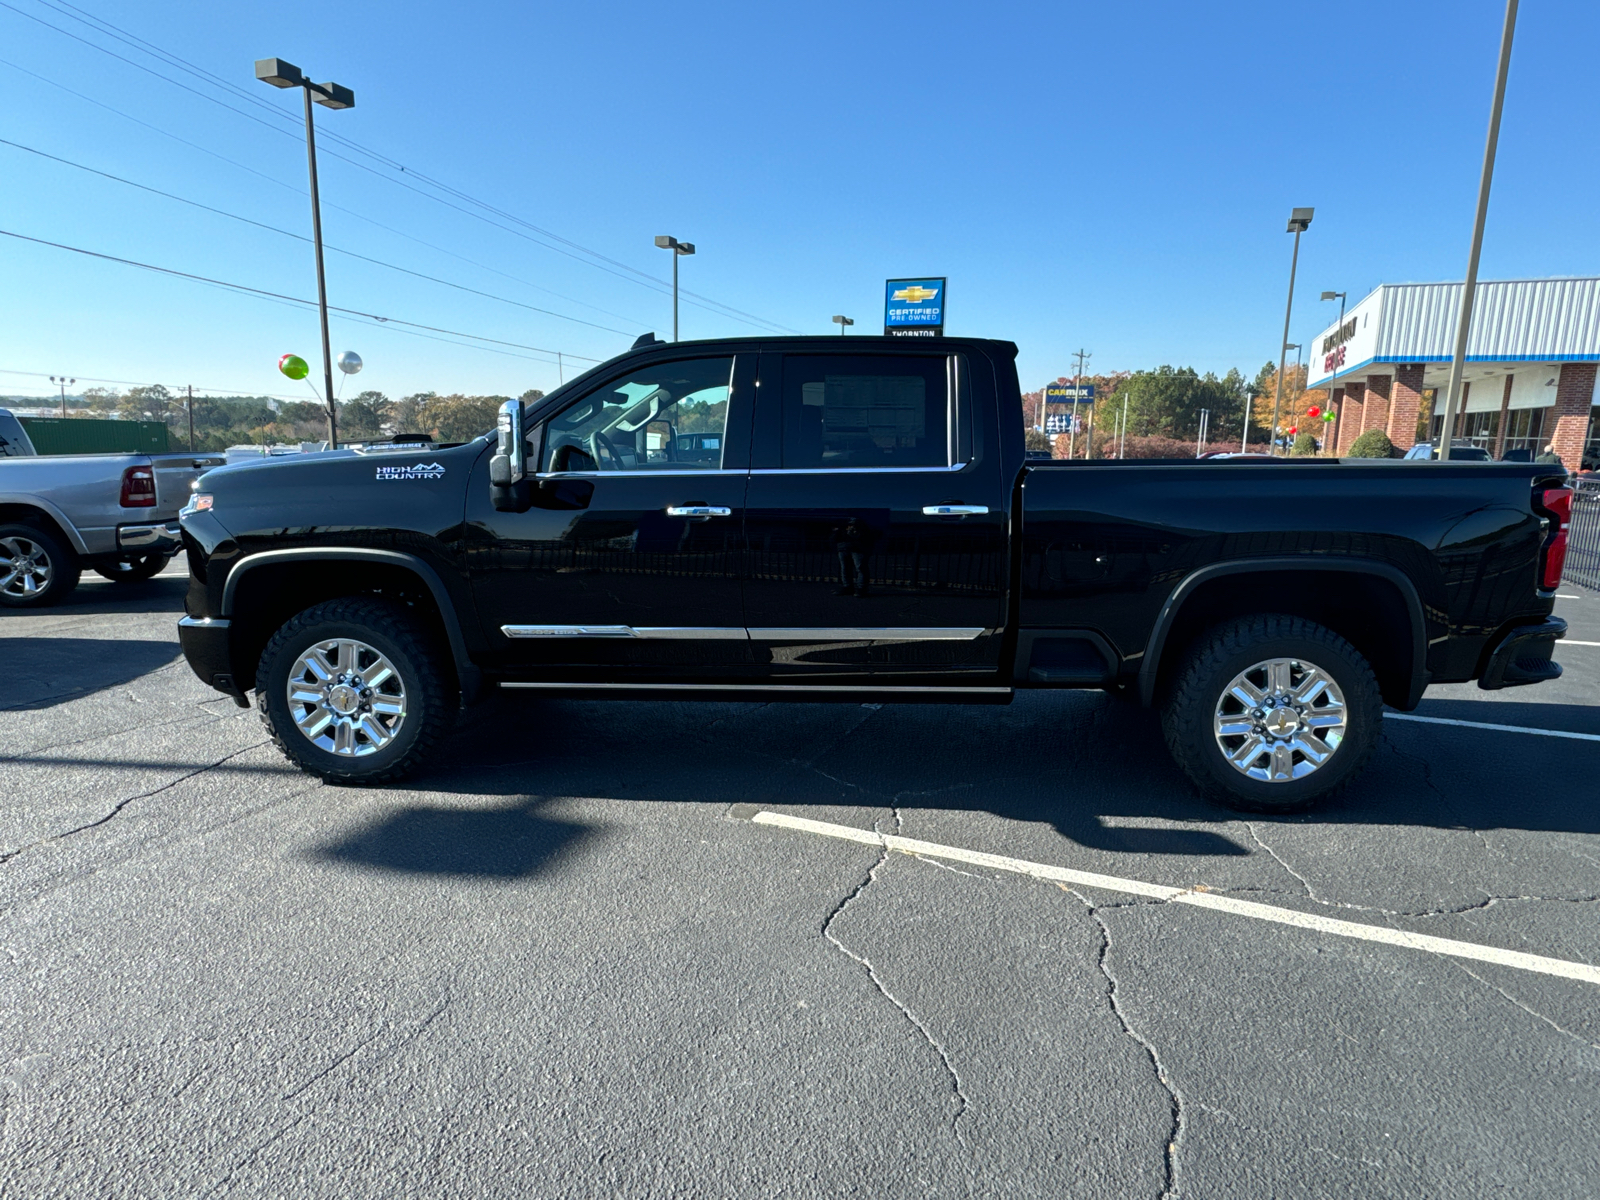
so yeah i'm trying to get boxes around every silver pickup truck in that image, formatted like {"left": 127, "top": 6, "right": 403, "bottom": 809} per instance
{"left": 0, "top": 409, "right": 223, "bottom": 607}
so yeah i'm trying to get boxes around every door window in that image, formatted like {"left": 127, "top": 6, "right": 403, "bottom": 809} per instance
{"left": 544, "top": 357, "right": 733, "bottom": 472}
{"left": 780, "top": 355, "right": 967, "bottom": 469}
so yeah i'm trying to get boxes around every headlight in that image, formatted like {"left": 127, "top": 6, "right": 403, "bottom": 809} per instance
{"left": 181, "top": 493, "right": 214, "bottom": 517}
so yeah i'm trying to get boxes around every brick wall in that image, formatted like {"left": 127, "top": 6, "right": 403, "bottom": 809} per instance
{"left": 1387, "top": 364, "right": 1425, "bottom": 451}
{"left": 1363, "top": 374, "right": 1393, "bottom": 439}
{"left": 1336, "top": 382, "right": 1365, "bottom": 454}
{"left": 1550, "top": 362, "right": 1596, "bottom": 469}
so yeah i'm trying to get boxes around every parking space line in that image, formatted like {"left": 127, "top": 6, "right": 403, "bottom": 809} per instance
{"left": 1562, "top": 640, "right": 1600, "bottom": 646}
{"left": 1385, "top": 713, "right": 1600, "bottom": 742}
{"left": 752, "top": 811, "right": 1600, "bottom": 987}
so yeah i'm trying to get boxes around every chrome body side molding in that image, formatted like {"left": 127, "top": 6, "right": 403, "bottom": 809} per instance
{"left": 501, "top": 625, "right": 988, "bottom": 642}
{"left": 500, "top": 681, "right": 1012, "bottom": 694}
{"left": 747, "top": 627, "right": 987, "bottom": 641}
{"left": 502, "top": 624, "right": 748, "bottom": 640}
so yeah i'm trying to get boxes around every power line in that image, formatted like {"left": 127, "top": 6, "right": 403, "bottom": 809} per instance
{"left": 0, "top": 367, "right": 334, "bottom": 404}
{"left": 0, "top": 228, "right": 607, "bottom": 365}
{"left": 0, "top": 56, "right": 651, "bottom": 332}
{"left": 0, "top": 137, "right": 641, "bottom": 338}
{"left": 6, "top": 0, "right": 801, "bottom": 334}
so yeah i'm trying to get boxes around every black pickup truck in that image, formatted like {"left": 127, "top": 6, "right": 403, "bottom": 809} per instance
{"left": 175, "top": 336, "right": 1572, "bottom": 811}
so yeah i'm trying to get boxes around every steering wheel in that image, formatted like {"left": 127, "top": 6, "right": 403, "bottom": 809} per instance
{"left": 588, "top": 430, "right": 624, "bottom": 471}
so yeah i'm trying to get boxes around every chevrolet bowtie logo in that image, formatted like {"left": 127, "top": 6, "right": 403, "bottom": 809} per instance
{"left": 891, "top": 285, "right": 940, "bottom": 303}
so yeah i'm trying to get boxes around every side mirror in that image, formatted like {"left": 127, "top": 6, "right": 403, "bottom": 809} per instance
{"left": 489, "top": 400, "right": 533, "bottom": 512}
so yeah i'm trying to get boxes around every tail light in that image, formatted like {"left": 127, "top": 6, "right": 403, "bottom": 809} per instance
{"left": 1537, "top": 486, "right": 1571, "bottom": 591}
{"left": 120, "top": 465, "right": 156, "bottom": 507}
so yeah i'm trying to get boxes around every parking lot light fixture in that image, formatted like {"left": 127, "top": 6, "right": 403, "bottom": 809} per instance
{"left": 255, "top": 57, "right": 355, "bottom": 447}
{"left": 1321, "top": 289, "right": 1347, "bottom": 325}
{"left": 49, "top": 375, "right": 75, "bottom": 418}
{"left": 654, "top": 236, "right": 695, "bottom": 341}
{"left": 1269, "top": 208, "right": 1314, "bottom": 455}
{"left": 832, "top": 314, "right": 854, "bottom": 336}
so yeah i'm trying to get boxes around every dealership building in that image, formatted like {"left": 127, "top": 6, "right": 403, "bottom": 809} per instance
{"left": 1310, "top": 277, "right": 1600, "bottom": 467}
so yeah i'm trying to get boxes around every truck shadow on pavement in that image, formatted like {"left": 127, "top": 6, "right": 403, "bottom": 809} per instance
{"left": 311, "top": 799, "right": 591, "bottom": 879}
{"left": 298, "top": 689, "right": 1600, "bottom": 878}
{"left": 1, "top": 636, "right": 183, "bottom": 710}
{"left": 40, "top": 574, "right": 189, "bottom": 615}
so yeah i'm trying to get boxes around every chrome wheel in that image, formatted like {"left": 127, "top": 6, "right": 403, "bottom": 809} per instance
{"left": 1213, "top": 657, "right": 1346, "bottom": 783}
{"left": 0, "top": 535, "right": 51, "bottom": 599}
{"left": 285, "top": 637, "right": 407, "bottom": 757}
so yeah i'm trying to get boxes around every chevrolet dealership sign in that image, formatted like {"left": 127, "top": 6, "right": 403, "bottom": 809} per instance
{"left": 884, "top": 277, "right": 946, "bottom": 337}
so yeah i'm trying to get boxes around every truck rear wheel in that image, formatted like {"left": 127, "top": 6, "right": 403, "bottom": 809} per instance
{"left": 256, "top": 597, "right": 457, "bottom": 785}
{"left": 94, "top": 553, "right": 170, "bottom": 583}
{"left": 1161, "top": 614, "right": 1380, "bottom": 813}
{"left": 0, "top": 523, "right": 80, "bottom": 608}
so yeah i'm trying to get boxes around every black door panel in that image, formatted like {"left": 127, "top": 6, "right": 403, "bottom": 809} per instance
{"left": 464, "top": 354, "right": 754, "bottom": 679}
{"left": 743, "top": 350, "right": 1006, "bottom": 677}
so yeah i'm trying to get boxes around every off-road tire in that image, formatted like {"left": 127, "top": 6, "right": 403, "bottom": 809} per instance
{"left": 0, "top": 522, "right": 81, "bottom": 608}
{"left": 94, "top": 553, "right": 170, "bottom": 583}
{"left": 1161, "top": 614, "right": 1381, "bottom": 813}
{"left": 256, "top": 597, "right": 457, "bottom": 785}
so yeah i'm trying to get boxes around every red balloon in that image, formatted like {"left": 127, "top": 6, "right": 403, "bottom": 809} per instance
{"left": 1306, "top": 405, "right": 1321, "bottom": 418}
{"left": 1288, "top": 426, "right": 1298, "bottom": 435}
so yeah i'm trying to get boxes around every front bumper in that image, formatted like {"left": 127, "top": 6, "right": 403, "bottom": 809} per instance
{"left": 1479, "top": 616, "right": 1566, "bottom": 690}
{"left": 177, "top": 616, "right": 249, "bottom": 707}
{"left": 118, "top": 522, "right": 183, "bottom": 553}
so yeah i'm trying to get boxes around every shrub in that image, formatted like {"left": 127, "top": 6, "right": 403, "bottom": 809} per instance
{"left": 1291, "top": 432, "right": 1319, "bottom": 456}
{"left": 1347, "top": 429, "right": 1395, "bottom": 459}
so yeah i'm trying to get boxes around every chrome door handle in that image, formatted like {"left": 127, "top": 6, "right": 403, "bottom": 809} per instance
{"left": 666, "top": 505, "right": 732, "bottom": 518}
{"left": 922, "top": 505, "right": 989, "bottom": 516}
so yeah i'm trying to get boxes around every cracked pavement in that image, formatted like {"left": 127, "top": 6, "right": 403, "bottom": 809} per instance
{"left": 2, "top": 564, "right": 1598, "bottom": 1197}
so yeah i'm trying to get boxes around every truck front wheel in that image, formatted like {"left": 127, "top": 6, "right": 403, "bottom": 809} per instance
{"left": 1161, "top": 614, "right": 1380, "bottom": 812}
{"left": 257, "top": 597, "right": 457, "bottom": 785}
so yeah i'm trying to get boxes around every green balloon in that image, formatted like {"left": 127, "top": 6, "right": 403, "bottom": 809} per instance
{"left": 279, "top": 353, "right": 309, "bottom": 380}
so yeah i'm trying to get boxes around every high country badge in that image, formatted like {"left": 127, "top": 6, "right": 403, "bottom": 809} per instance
{"left": 375, "top": 462, "right": 446, "bottom": 481}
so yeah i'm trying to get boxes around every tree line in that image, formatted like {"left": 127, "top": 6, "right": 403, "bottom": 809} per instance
{"left": 1024, "top": 361, "right": 1331, "bottom": 455}
{"left": 41, "top": 385, "right": 548, "bottom": 451}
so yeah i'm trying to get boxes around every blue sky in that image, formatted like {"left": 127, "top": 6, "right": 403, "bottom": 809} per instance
{"left": 2, "top": 0, "right": 1597, "bottom": 405}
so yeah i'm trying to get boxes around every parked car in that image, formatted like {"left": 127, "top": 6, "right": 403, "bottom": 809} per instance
{"left": 175, "top": 337, "right": 1570, "bottom": 811}
{"left": 1403, "top": 441, "right": 1492, "bottom": 461}
{"left": 0, "top": 409, "right": 223, "bottom": 606}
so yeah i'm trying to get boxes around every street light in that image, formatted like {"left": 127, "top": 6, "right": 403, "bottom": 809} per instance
{"left": 654, "top": 235, "right": 695, "bottom": 341}
{"left": 1320, "top": 290, "right": 1347, "bottom": 325}
{"left": 1268, "top": 207, "right": 1314, "bottom": 456}
{"left": 49, "top": 375, "right": 75, "bottom": 418}
{"left": 255, "top": 57, "right": 355, "bottom": 448}
{"left": 832, "top": 314, "right": 854, "bottom": 336}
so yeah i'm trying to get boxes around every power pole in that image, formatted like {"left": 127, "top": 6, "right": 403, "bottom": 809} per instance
{"left": 187, "top": 384, "right": 196, "bottom": 452}
{"left": 1070, "top": 348, "right": 1091, "bottom": 458}
{"left": 1438, "top": 0, "right": 1518, "bottom": 461}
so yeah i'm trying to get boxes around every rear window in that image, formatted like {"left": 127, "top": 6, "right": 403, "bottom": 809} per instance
{"left": 780, "top": 355, "right": 953, "bottom": 469}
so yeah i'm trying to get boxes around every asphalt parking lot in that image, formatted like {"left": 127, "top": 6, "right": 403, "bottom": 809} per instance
{"left": 3, "top": 562, "right": 1598, "bottom": 1198}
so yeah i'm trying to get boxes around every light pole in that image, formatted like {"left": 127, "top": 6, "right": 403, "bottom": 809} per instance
{"left": 654, "top": 236, "right": 695, "bottom": 341}
{"left": 1438, "top": 0, "right": 1519, "bottom": 461}
{"left": 1070, "top": 348, "right": 1090, "bottom": 459}
{"left": 1269, "top": 207, "right": 1314, "bottom": 456}
{"left": 1320, "top": 290, "right": 1347, "bottom": 326}
{"left": 832, "top": 314, "right": 854, "bottom": 336}
{"left": 49, "top": 375, "right": 75, "bottom": 418}
{"left": 1283, "top": 342, "right": 1304, "bottom": 450}
{"left": 255, "top": 58, "right": 354, "bottom": 448}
